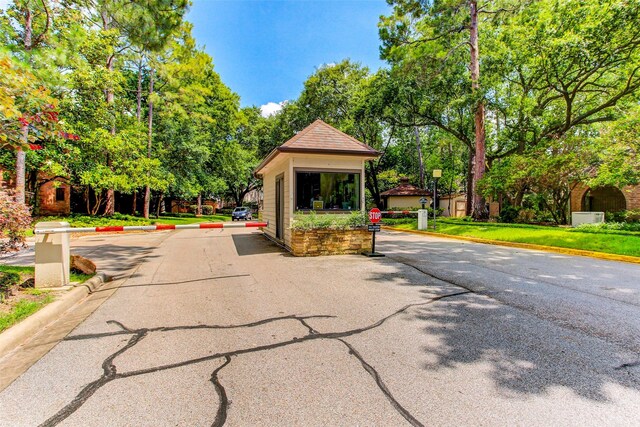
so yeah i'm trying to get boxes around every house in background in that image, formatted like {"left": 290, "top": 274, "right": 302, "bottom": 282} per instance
{"left": 255, "top": 119, "right": 379, "bottom": 248}
{"left": 380, "top": 177, "right": 432, "bottom": 209}
{"left": 36, "top": 172, "right": 71, "bottom": 216}
{"left": 571, "top": 183, "right": 640, "bottom": 215}
{"left": 1, "top": 168, "right": 70, "bottom": 216}
{"left": 439, "top": 194, "right": 467, "bottom": 217}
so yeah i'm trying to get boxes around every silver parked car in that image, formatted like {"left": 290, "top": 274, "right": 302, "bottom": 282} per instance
{"left": 231, "top": 207, "right": 252, "bottom": 221}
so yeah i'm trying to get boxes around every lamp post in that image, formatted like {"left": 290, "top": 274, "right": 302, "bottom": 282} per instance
{"left": 432, "top": 169, "right": 441, "bottom": 230}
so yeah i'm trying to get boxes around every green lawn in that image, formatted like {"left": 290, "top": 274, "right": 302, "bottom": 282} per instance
{"left": 0, "top": 265, "right": 94, "bottom": 333}
{"left": 29, "top": 213, "right": 233, "bottom": 235}
{"left": 385, "top": 219, "right": 640, "bottom": 258}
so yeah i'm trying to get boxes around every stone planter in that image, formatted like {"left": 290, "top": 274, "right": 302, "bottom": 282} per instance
{"left": 290, "top": 228, "right": 372, "bottom": 257}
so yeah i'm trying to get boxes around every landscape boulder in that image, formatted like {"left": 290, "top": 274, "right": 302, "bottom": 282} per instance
{"left": 70, "top": 255, "right": 96, "bottom": 275}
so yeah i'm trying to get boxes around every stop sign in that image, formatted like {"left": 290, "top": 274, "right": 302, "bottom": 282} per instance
{"left": 369, "top": 208, "right": 382, "bottom": 223}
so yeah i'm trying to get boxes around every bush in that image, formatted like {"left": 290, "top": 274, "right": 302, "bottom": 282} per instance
{"left": 516, "top": 208, "right": 536, "bottom": 223}
{"left": 576, "top": 222, "right": 640, "bottom": 233}
{"left": 0, "top": 271, "right": 20, "bottom": 301}
{"left": 0, "top": 191, "right": 32, "bottom": 252}
{"left": 606, "top": 209, "right": 640, "bottom": 223}
{"left": 188, "top": 205, "right": 214, "bottom": 215}
{"left": 499, "top": 205, "right": 519, "bottom": 223}
{"left": 291, "top": 211, "right": 368, "bottom": 230}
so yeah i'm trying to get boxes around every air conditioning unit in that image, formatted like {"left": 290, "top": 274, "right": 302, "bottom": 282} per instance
{"left": 571, "top": 212, "right": 605, "bottom": 227}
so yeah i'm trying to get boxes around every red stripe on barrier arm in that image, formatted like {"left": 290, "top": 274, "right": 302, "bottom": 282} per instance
{"left": 199, "top": 223, "right": 224, "bottom": 229}
{"left": 155, "top": 224, "right": 176, "bottom": 230}
{"left": 246, "top": 222, "right": 268, "bottom": 227}
{"left": 95, "top": 226, "right": 125, "bottom": 232}
{"left": 402, "top": 210, "right": 410, "bottom": 214}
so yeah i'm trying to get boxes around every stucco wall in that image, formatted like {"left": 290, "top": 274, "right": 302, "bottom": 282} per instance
{"left": 385, "top": 195, "right": 429, "bottom": 209}
{"left": 261, "top": 157, "right": 289, "bottom": 243}
{"left": 439, "top": 195, "right": 466, "bottom": 217}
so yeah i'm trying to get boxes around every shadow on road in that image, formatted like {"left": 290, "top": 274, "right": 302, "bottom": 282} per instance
{"left": 231, "top": 233, "right": 286, "bottom": 256}
{"left": 411, "top": 294, "right": 640, "bottom": 402}
{"left": 71, "top": 243, "right": 161, "bottom": 277}
{"left": 93, "top": 274, "right": 253, "bottom": 292}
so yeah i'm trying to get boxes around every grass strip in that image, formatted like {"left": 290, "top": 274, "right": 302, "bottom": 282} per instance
{"left": 0, "top": 265, "right": 95, "bottom": 332}
{"left": 0, "top": 296, "right": 54, "bottom": 333}
{"left": 387, "top": 220, "right": 640, "bottom": 258}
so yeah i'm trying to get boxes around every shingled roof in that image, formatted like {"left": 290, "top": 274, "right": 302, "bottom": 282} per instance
{"left": 255, "top": 120, "right": 379, "bottom": 175}
{"left": 380, "top": 178, "right": 431, "bottom": 197}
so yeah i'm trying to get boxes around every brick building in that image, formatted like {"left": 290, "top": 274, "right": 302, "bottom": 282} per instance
{"left": 570, "top": 183, "right": 640, "bottom": 214}
{"left": 37, "top": 172, "right": 71, "bottom": 215}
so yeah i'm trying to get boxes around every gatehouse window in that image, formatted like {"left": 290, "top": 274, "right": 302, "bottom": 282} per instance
{"left": 295, "top": 171, "right": 360, "bottom": 211}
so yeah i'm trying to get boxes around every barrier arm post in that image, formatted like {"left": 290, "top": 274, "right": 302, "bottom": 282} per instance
{"left": 35, "top": 222, "right": 70, "bottom": 288}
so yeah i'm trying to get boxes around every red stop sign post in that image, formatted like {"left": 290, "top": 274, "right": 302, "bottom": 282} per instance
{"left": 363, "top": 208, "right": 385, "bottom": 257}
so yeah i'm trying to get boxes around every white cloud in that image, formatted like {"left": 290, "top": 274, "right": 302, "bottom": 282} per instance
{"left": 260, "top": 101, "right": 286, "bottom": 118}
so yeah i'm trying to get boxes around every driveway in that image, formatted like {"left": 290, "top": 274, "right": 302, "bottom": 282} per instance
{"left": 0, "top": 228, "right": 638, "bottom": 426}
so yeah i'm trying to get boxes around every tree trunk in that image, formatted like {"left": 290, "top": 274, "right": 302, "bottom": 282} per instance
{"left": 102, "top": 11, "right": 116, "bottom": 216}
{"left": 197, "top": 193, "right": 202, "bottom": 215}
{"left": 470, "top": 0, "right": 488, "bottom": 220}
{"left": 156, "top": 192, "right": 164, "bottom": 218}
{"left": 465, "top": 150, "right": 474, "bottom": 216}
{"left": 366, "top": 160, "right": 382, "bottom": 208}
{"left": 132, "top": 190, "right": 137, "bottom": 215}
{"left": 15, "top": 144, "right": 26, "bottom": 205}
{"left": 136, "top": 59, "right": 143, "bottom": 121}
{"left": 143, "top": 68, "right": 154, "bottom": 219}
{"left": 413, "top": 126, "right": 426, "bottom": 189}
{"left": 15, "top": 7, "right": 33, "bottom": 206}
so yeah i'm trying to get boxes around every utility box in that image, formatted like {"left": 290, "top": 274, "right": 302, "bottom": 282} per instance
{"left": 418, "top": 209, "right": 429, "bottom": 230}
{"left": 571, "top": 212, "right": 605, "bottom": 227}
{"left": 35, "top": 221, "right": 70, "bottom": 288}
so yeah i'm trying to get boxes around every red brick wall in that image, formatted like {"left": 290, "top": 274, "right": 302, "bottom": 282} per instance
{"left": 570, "top": 183, "right": 640, "bottom": 212}
{"left": 38, "top": 179, "right": 70, "bottom": 215}
{"left": 624, "top": 185, "right": 640, "bottom": 210}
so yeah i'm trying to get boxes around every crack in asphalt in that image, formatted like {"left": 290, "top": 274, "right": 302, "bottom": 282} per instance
{"left": 41, "top": 291, "right": 470, "bottom": 426}
{"left": 615, "top": 361, "right": 640, "bottom": 370}
{"left": 210, "top": 355, "right": 232, "bottom": 427}
{"left": 39, "top": 328, "right": 148, "bottom": 427}
{"left": 336, "top": 338, "right": 424, "bottom": 427}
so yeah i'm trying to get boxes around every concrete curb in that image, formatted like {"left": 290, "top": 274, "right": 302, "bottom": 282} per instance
{"left": 0, "top": 272, "right": 111, "bottom": 360}
{"left": 382, "top": 226, "right": 640, "bottom": 265}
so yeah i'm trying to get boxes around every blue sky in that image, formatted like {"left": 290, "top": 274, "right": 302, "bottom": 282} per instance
{"left": 187, "top": 0, "right": 391, "bottom": 113}
{"left": 0, "top": 0, "right": 391, "bottom": 114}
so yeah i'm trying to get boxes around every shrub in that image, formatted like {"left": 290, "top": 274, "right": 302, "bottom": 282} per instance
{"left": 606, "top": 209, "right": 640, "bottom": 223}
{"left": 201, "top": 205, "right": 214, "bottom": 215}
{"left": 516, "top": 208, "right": 536, "bottom": 224}
{"left": 0, "top": 191, "right": 32, "bottom": 252}
{"left": 499, "top": 205, "right": 519, "bottom": 223}
{"left": 576, "top": 222, "right": 640, "bottom": 233}
{"left": 0, "top": 271, "right": 20, "bottom": 301}
{"left": 291, "top": 211, "right": 368, "bottom": 230}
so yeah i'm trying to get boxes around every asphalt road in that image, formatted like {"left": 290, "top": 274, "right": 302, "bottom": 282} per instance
{"left": 0, "top": 228, "right": 639, "bottom": 426}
